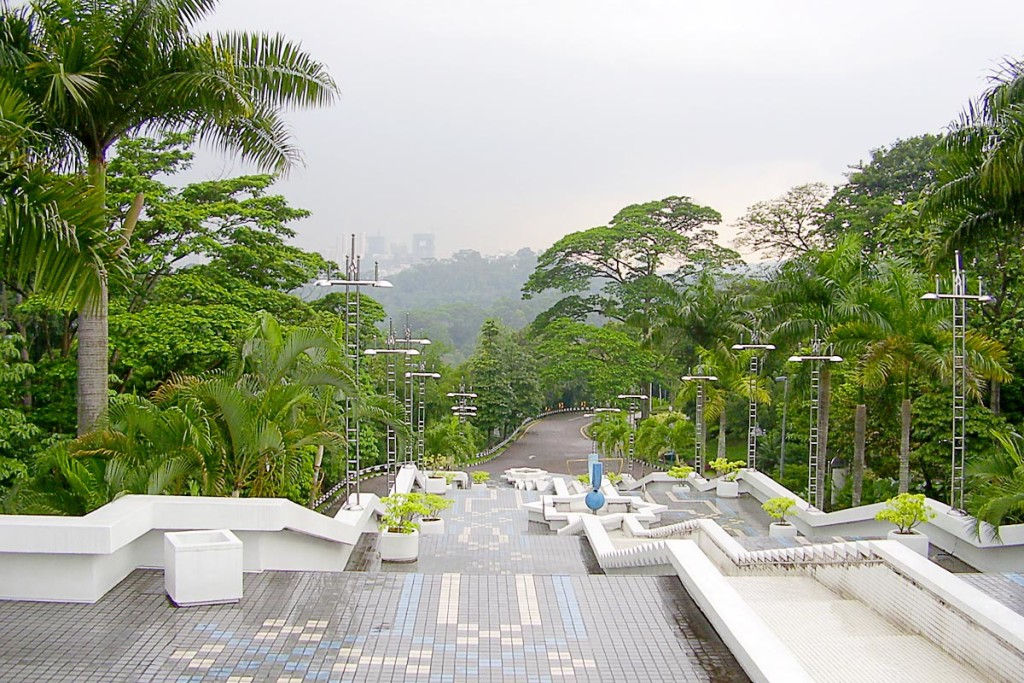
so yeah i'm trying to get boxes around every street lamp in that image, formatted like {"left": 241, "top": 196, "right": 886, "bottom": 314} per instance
{"left": 405, "top": 369, "right": 441, "bottom": 467}
{"left": 731, "top": 341, "right": 775, "bottom": 470}
{"left": 447, "top": 387, "right": 478, "bottom": 423}
{"left": 788, "top": 326, "right": 843, "bottom": 510}
{"left": 774, "top": 376, "right": 789, "bottom": 478}
{"left": 680, "top": 373, "right": 718, "bottom": 473}
{"left": 921, "top": 250, "right": 994, "bottom": 511}
{"left": 398, "top": 317, "right": 432, "bottom": 465}
{"left": 680, "top": 374, "right": 717, "bottom": 476}
{"left": 616, "top": 393, "right": 648, "bottom": 474}
{"left": 313, "top": 235, "right": 393, "bottom": 510}
{"left": 365, "top": 326, "right": 421, "bottom": 494}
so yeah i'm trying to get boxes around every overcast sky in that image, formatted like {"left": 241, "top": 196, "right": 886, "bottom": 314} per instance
{"left": 194, "top": 1, "right": 1024, "bottom": 262}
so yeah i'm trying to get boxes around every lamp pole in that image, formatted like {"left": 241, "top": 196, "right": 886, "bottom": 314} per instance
{"left": 617, "top": 393, "right": 648, "bottom": 474}
{"left": 787, "top": 325, "right": 843, "bottom": 510}
{"left": 731, "top": 339, "right": 775, "bottom": 470}
{"left": 314, "top": 234, "right": 392, "bottom": 509}
{"left": 399, "top": 315, "right": 431, "bottom": 466}
{"left": 921, "top": 250, "right": 994, "bottom": 511}
{"left": 447, "top": 386, "right": 478, "bottom": 423}
{"left": 405, "top": 367, "right": 441, "bottom": 468}
{"left": 774, "top": 376, "right": 789, "bottom": 478}
{"left": 680, "top": 374, "right": 718, "bottom": 476}
{"left": 365, "top": 322, "right": 420, "bottom": 494}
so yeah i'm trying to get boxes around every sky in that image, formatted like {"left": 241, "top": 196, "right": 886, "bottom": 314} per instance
{"left": 194, "top": 0, "right": 1024, "bottom": 263}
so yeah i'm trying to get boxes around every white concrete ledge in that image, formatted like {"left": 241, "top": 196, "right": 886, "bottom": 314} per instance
{"left": 0, "top": 494, "right": 380, "bottom": 603}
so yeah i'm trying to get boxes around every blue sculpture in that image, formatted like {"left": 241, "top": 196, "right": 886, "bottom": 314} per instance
{"left": 585, "top": 461, "right": 606, "bottom": 512}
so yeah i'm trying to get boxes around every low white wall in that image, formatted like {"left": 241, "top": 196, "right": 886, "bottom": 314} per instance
{"left": 738, "top": 470, "right": 1024, "bottom": 572}
{"left": 0, "top": 495, "right": 381, "bottom": 603}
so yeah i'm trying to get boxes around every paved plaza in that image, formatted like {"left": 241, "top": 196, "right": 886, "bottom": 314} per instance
{"left": 0, "top": 486, "right": 748, "bottom": 683}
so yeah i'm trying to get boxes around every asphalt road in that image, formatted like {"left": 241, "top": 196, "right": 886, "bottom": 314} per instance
{"left": 328, "top": 412, "right": 655, "bottom": 510}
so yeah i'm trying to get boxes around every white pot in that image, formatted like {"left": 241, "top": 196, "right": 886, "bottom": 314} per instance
{"left": 471, "top": 482, "right": 487, "bottom": 491}
{"left": 769, "top": 522, "right": 798, "bottom": 539}
{"left": 716, "top": 479, "right": 739, "bottom": 498}
{"left": 671, "top": 484, "right": 689, "bottom": 496}
{"left": 380, "top": 529, "right": 419, "bottom": 562}
{"left": 887, "top": 528, "right": 929, "bottom": 557}
{"left": 425, "top": 477, "right": 447, "bottom": 495}
{"left": 420, "top": 518, "right": 444, "bottom": 535}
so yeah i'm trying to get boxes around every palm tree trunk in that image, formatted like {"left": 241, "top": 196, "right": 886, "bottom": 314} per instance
{"left": 77, "top": 157, "right": 110, "bottom": 436}
{"left": 852, "top": 403, "right": 866, "bottom": 506}
{"left": 817, "top": 365, "right": 832, "bottom": 510}
{"left": 309, "top": 444, "right": 325, "bottom": 508}
{"left": 991, "top": 381, "right": 1001, "bottom": 415}
{"left": 899, "top": 398, "right": 911, "bottom": 493}
{"left": 717, "top": 411, "right": 727, "bottom": 459}
{"left": 77, "top": 278, "right": 108, "bottom": 435}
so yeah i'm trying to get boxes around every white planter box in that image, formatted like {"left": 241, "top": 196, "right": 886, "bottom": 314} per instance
{"left": 164, "top": 529, "right": 242, "bottom": 607}
{"left": 471, "top": 482, "right": 488, "bottom": 491}
{"left": 671, "top": 484, "right": 689, "bottom": 496}
{"left": 716, "top": 479, "right": 740, "bottom": 498}
{"left": 425, "top": 477, "right": 447, "bottom": 495}
{"left": 888, "top": 528, "right": 929, "bottom": 557}
{"left": 769, "top": 522, "right": 799, "bottom": 539}
{"left": 380, "top": 529, "right": 419, "bottom": 562}
{"left": 420, "top": 518, "right": 445, "bottom": 535}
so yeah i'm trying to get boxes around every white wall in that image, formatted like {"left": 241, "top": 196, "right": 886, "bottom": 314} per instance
{"left": 0, "top": 495, "right": 381, "bottom": 603}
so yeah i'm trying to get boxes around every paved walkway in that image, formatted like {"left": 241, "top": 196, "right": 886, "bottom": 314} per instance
{"left": 0, "top": 483, "right": 749, "bottom": 683}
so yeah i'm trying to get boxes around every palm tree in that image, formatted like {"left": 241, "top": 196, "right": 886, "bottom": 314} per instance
{"left": 0, "top": 0, "right": 337, "bottom": 434}
{"left": 968, "top": 429, "right": 1024, "bottom": 539}
{"left": 0, "top": 79, "right": 110, "bottom": 305}
{"left": 849, "top": 258, "right": 1010, "bottom": 493}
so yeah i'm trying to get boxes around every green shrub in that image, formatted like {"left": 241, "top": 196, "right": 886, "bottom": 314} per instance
{"left": 471, "top": 471, "right": 490, "bottom": 484}
{"left": 875, "top": 493, "right": 935, "bottom": 534}
{"left": 761, "top": 497, "right": 796, "bottom": 524}
{"left": 708, "top": 458, "right": 744, "bottom": 481}
{"left": 380, "top": 493, "right": 431, "bottom": 534}
{"left": 667, "top": 465, "right": 694, "bottom": 480}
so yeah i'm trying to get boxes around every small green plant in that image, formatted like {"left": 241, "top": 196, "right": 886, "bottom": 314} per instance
{"left": 708, "top": 458, "right": 744, "bottom": 481}
{"left": 422, "top": 453, "right": 449, "bottom": 474}
{"left": 471, "top": 471, "right": 491, "bottom": 484}
{"left": 421, "top": 493, "right": 453, "bottom": 521}
{"left": 576, "top": 473, "right": 591, "bottom": 484}
{"left": 607, "top": 472, "right": 622, "bottom": 485}
{"left": 442, "top": 472, "right": 459, "bottom": 485}
{"left": 762, "top": 497, "right": 796, "bottom": 524}
{"left": 667, "top": 465, "right": 694, "bottom": 480}
{"left": 380, "top": 493, "right": 432, "bottom": 534}
{"left": 875, "top": 493, "right": 935, "bottom": 534}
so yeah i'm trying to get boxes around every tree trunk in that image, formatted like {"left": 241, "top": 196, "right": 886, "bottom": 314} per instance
{"left": 899, "top": 398, "right": 911, "bottom": 493}
{"left": 817, "top": 365, "right": 831, "bottom": 510}
{"left": 76, "top": 278, "right": 108, "bottom": 435}
{"left": 852, "top": 403, "right": 866, "bottom": 507}
{"left": 718, "top": 410, "right": 727, "bottom": 459}
{"left": 310, "top": 444, "right": 325, "bottom": 508}
{"left": 991, "top": 381, "right": 1001, "bottom": 415}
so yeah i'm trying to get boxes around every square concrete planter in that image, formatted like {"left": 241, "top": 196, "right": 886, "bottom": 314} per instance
{"left": 888, "top": 528, "right": 930, "bottom": 557}
{"left": 716, "top": 479, "right": 739, "bottom": 498}
{"left": 164, "top": 529, "right": 242, "bottom": 607}
{"left": 425, "top": 476, "right": 447, "bottom": 495}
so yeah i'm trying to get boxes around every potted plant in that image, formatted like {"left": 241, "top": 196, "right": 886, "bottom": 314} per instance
{"left": 442, "top": 471, "right": 459, "bottom": 491}
{"left": 378, "top": 493, "right": 431, "bottom": 562}
{"left": 667, "top": 465, "right": 694, "bottom": 496}
{"left": 875, "top": 493, "right": 935, "bottom": 557}
{"left": 471, "top": 471, "right": 490, "bottom": 491}
{"left": 422, "top": 454, "right": 448, "bottom": 494}
{"left": 762, "top": 497, "right": 799, "bottom": 538}
{"left": 708, "top": 458, "right": 744, "bottom": 498}
{"left": 607, "top": 471, "right": 623, "bottom": 487}
{"left": 418, "top": 493, "right": 454, "bottom": 536}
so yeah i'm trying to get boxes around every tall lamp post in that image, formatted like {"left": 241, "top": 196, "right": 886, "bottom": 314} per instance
{"left": 774, "top": 376, "right": 789, "bottom": 478}
{"left": 731, "top": 339, "right": 775, "bottom": 470}
{"left": 921, "top": 250, "right": 994, "bottom": 511}
{"left": 405, "top": 367, "right": 441, "bottom": 468}
{"left": 314, "top": 234, "right": 392, "bottom": 509}
{"left": 788, "top": 327, "right": 843, "bottom": 511}
{"left": 585, "top": 407, "right": 622, "bottom": 456}
{"left": 365, "top": 328, "right": 420, "bottom": 495}
{"left": 617, "top": 393, "right": 648, "bottom": 474}
{"left": 447, "top": 386, "right": 478, "bottom": 423}
{"left": 399, "top": 316, "right": 432, "bottom": 466}
{"left": 680, "top": 374, "right": 718, "bottom": 476}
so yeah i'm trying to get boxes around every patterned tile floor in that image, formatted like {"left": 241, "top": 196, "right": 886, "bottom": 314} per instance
{"left": 0, "top": 486, "right": 749, "bottom": 683}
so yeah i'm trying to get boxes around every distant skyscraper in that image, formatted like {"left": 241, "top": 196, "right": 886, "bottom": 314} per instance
{"left": 411, "top": 233, "right": 435, "bottom": 261}
{"left": 365, "top": 233, "right": 388, "bottom": 259}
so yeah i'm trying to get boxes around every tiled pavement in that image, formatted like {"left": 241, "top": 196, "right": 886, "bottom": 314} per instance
{"left": 959, "top": 572, "right": 1024, "bottom": 617}
{"left": 0, "top": 485, "right": 749, "bottom": 683}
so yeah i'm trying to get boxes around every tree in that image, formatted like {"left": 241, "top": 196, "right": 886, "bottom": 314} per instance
{"left": 1, "top": 0, "right": 337, "bottom": 433}
{"left": 467, "top": 319, "right": 541, "bottom": 441}
{"left": 733, "top": 183, "right": 832, "bottom": 259}
{"left": 634, "top": 411, "right": 694, "bottom": 465}
{"left": 523, "top": 196, "right": 736, "bottom": 337}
